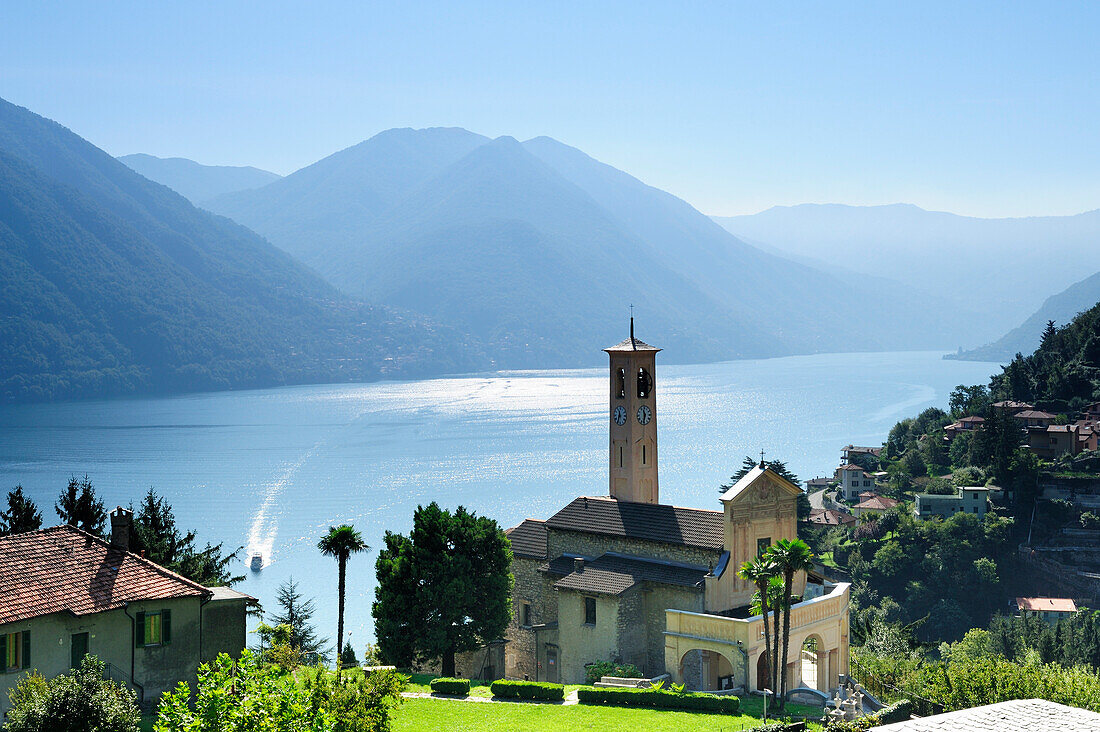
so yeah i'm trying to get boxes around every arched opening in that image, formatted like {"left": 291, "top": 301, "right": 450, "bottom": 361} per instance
{"left": 756, "top": 650, "right": 771, "bottom": 691}
{"left": 637, "top": 368, "right": 652, "bottom": 398}
{"left": 800, "top": 635, "right": 822, "bottom": 690}
{"left": 616, "top": 368, "right": 626, "bottom": 399}
{"left": 680, "top": 649, "right": 735, "bottom": 691}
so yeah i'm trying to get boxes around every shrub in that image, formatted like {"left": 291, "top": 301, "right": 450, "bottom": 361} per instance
{"left": 4, "top": 655, "right": 141, "bottom": 732}
{"left": 489, "top": 679, "right": 565, "bottom": 701}
{"left": 576, "top": 686, "right": 740, "bottom": 713}
{"left": 584, "top": 660, "right": 643, "bottom": 684}
{"left": 877, "top": 699, "right": 913, "bottom": 723}
{"left": 429, "top": 677, "right": 470, "bottom": 696}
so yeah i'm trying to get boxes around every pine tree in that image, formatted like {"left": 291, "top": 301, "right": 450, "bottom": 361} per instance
{"left": 130, "top": 488, "right": 242, "bottom": 586}
{"left": 55, "top": 475, "right": 106, "bottom": 536}
{"left": 1040, "top": 319, "right": 1058, "bottom": 349}
{"left": 270, "top": 577, "right": 328, "bottom": 660}
{"left": 0, "top": 486, "right": 43, "bottom": 536}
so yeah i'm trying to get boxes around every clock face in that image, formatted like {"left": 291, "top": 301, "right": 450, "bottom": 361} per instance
{"left": 636, "top": 405, "right": 652, "bottom": 425}
{"left": 613, "top": 406, "right": 628, "bottom": 426}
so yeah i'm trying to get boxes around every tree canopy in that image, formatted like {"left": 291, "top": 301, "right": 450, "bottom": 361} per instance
{"left": 55, "top": 475, "right": 106, "bottom": 536}
{"left": 0, "top": 486, "right": 42, "bottom": 536}
{"left": 373, "top": 502, "right": 513, "bottom": 677}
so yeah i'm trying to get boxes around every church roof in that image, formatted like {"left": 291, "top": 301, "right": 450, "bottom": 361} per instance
{"left": 603, "top": 337, "right": 661, "bottom": 353}
{"left": 546, "top": 496, "right": 723, "bottom": 551}
{"left": 719, "top": 466, "right": 803, "bottom": 503}
{"left": 553, "top": 553, "right": 709, "bottom": 596}
{"left": 505, "top": 519, "right": 548, "bottom": 560}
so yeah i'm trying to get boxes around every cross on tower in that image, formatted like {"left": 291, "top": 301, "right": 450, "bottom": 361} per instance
{"left": 760, "top": 449, "right": 767, "bottom": 468}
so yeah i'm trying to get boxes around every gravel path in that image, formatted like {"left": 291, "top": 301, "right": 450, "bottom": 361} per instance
{"left": 402, "top": 690, "right": 581, "bottom": 705}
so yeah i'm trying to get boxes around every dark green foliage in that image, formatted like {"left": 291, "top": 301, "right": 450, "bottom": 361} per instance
{"left": 827, "top": 700, "right": 913, "bottom": 731}
{"left": 268, "top": 578, "right": 328, "bottom": 660}
{"left": 0, "top": 97, "right": 481, "bottom": 404}
{"left": 584, "top": 660, "right": 643, "bottom": 685}
{"left": 0, "top": 485, "right": 42, "bottom": 535}
{"left": 429, "top": 678, "right": 470, "bottom": 696}
{"left": 373, "top": 502, "right": 513, "bottom": 677}
{"left": 576, "top": 686, "right": 740, "bottom": 713}
{"left": 3, "top": 654, "right": 140, "bottom": 732}
{"left": 130, "top": 488, "right": 242, "bottom": 586}
{"left": 987, "top": 610, "right": 1100, "bottom": 668}
{"left": 489, "top": 680, "right": 564, "bottom": 701}
{"left": 54, "top": 475, "right": 106, "bottom": 536}
{"left": 949, "top": 384, "right": 991, "bottom": 418}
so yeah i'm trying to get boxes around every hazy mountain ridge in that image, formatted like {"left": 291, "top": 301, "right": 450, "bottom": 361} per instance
{"left": 714, "top": 203, "right": 1100, "bottom": 346}
{"left": 205, "top": 128, "right": 944, "bottom": 366}
{"left": 118, "top": 153, "right": 281, "bottom": 204}
{"left": 949, "top": 271, "right": 1100, "bottom": 362}
{"left": 0, "top": 98, "right": 481, "bottom": 403}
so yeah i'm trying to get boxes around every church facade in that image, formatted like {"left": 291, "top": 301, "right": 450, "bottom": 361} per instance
{"left": 502, "top": 322, "right": 850, "bottom": 692}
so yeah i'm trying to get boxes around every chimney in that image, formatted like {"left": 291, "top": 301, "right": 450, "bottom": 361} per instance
{"left": 110, "top": 507, "right": 132, "bottom": 551}
{"left": 574, "top": 557, "right": 585, "bottom": 573}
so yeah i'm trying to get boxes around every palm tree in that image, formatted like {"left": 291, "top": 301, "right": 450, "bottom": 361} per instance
{"left": 739, "top": 555, "right": 780, "bottom": 696}
{"left": 317, "top": 524, "right": 369, "bottom": 665}
{"left": 766, "top": 538, "right": 814, "bottom": 708}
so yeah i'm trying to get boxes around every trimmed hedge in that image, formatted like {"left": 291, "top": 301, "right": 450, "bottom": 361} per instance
{"left": 826, "top": 699, "right": 913, "bottom": 731}
{"left": 584, "top": 660, "right": 643, "bottom": 685}
{"left": 429, "top": 677, "right": 470, "bottom": 696}
{"left": 577, "top": 687, "right": 741, "bottom": 713}
{"left": 490, "top": 680, "right": 565, "bottom": 701}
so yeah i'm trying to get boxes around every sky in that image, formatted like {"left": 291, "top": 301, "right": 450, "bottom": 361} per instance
{"left": 3, "top": 2, "right": 1099, "bottom": 218}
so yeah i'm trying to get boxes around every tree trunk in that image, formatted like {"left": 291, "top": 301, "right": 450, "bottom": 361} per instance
{"left": 778, "top": 572, "right": 794, "bottom": 709}
{"left": 337, "top": 555, "right": 346, "bottom": 665}
{"left": 760, "top": 589, "right": 773, "bottom": 696}
{"left": 442, "top": 646, "right": 456, "bottom": 678}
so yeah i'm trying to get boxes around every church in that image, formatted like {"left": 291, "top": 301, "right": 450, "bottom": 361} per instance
{"left": 500, "top": 321, "right": 851, "bottom": 693}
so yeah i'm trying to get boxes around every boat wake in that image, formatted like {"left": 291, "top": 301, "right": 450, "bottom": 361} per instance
{"left": 246, "top": 444, "right": 320, "bottom": 569}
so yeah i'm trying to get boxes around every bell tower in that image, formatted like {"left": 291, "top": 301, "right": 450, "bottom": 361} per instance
{"left": 604, "top": 318, "right": 660, "bottom": 504}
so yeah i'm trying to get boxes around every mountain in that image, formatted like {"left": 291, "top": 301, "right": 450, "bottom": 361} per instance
{"left": 714, "top": 204, "right": 1100, "bottom": 347}
{"left": 950, "top": 271, "right": 1100, "bottom": 362}
{"left": 206, "top": 129, "right": 941, "bottom": 367}
{"left": 118, "top": 153, "right": 281, "bottom": 204}
{"left": 0, "top": 98, "right": 479, "bottom": 403}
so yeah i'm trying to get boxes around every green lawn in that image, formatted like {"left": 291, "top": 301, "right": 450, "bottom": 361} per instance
{"left": 394, "top": 697, "right": 824, "bottom": 731}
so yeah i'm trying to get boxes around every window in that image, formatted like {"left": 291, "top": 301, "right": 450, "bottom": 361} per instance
{"left": 1, "top": 631, "right": 29, "bottom": 672}
{"left": 522, "top": 603, "right": 532, "bottom": 626}
{"left": 641, "top": 444, "right": 647, "bottom": 465}
{"left": 136, "top": 610, "right": 172, "bottom": 648}
{"left": 863, "top": 480, "right": 871, "bottom": 487}
{"left": 618, "top": 446, "right": 624, "bottom": 468}
{"left": 851, "top": 481, "right": 859, "bottom": 487}
{"left": 584, "top": 597, "right": 596, "bottom": 625}
{"left": 616, "top": 368, "right": 626, "bottom": 399}
{"left": 757, "top": 538, "right": 771, "bottom": 557}
{"left": 637, "top": 368, "right": 652, "bottom": 398}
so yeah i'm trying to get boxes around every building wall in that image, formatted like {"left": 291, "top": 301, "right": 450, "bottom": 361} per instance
{"left": 0, "top": 595, "right": 247, "bottom": 714}
{"left": 556, "top": 591, "right": 621, "bottom": 684}
{"left": 504, "top": 555, "right": 561, "bottom": 681}
{"left": 546, "top": 528, "right": 720, "bottom": 569}
{"left": 641, "top": 585, "right": 705, "bottom": 676}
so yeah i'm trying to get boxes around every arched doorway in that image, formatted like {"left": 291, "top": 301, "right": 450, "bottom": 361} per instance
{"left": 800, "top": 635, "right": 821, "bottom": 690}
{"left": 680, "top": 649, "right": 736, "bottom": 691}
{"left": 756, "top": 650, "right": 771, "bottom": 691}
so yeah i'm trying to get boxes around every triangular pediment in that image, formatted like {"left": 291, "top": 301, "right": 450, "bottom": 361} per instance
{"left": 718, "top": 466, "right": 802, "bottom": 505}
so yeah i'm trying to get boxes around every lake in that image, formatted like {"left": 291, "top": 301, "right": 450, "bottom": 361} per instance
{"left": 0, "top": 351, "right": 998, "bottom": 655}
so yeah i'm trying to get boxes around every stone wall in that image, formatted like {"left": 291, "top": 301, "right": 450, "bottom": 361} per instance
{"left": 642, "top": 584, "right": 705, "bottom": 675}
{"left": 505, "top": 555, "right": 561, "bottom": 680}
{"left": 546, "top": 528, "right": 720, "bottom": 568}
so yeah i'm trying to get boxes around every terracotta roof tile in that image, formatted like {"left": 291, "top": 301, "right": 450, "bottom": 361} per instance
{"left": 546, "top": 496, "right": 723, "bottom": 551}
{"left": 0, "top": 525, "right": 210, "bottom": 626}
{"left": 855, "top": 495, "right": 899, "bottom": 511}
{"left": 1016, "top": 597, "right": 1077, "bottom": 613}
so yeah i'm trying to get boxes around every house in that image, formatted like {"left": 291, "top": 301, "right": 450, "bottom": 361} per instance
{"left": 497, "top": 322, "right": 850, "bottom": 694}
{"left": 1015, "top": 597, "right": 1077, "bottom": 623}
{"left": 805, "top": 477, "right": 833, "bottom": 492}
{"left": 991, "top": 400, "right": 1034, "bottom": 415}
{"left": 806, "top": 508, "right": 858, "bottom": 528}
{"left": 1027, "top": 424, "right": 1084, "bottom": 459}
{"left": 943, "top": 415, "right": 984, "bottom": 441}
{"left": 836, "top": 464, "right": 875, "bottom": 501}
{"left": 914, "top": 486, "right": 989, "bottom": 520}
{"left": 870, "top": 698, "right": 1100, "bottom": 731}
{"left": 852, "top": 493, "right": 899, "bottom": 518}
{"left": 840, "top": 445, "right": 881, "bottom": 464}
{"left": 0, "top": 509, "right": 252, "bottom": 714}
{"left": 1014, "top": 410, "right": 1057, "bottom": 428}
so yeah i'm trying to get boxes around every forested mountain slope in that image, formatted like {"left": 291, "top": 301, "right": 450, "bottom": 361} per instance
{"left": 118, "top": 153, "right": 281, "bottom": 204}
{"left": 0, "top": 98, "right": 479, "bottom": 403}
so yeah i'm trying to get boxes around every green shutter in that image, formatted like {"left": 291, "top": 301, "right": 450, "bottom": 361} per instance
{"left": 0, "top": 634, "right": 7, "bottom": 669}
{"left": 162, "top": 610, "right": 171, "bottom": 646}
{"left": 21, "top": 631, "right": 30, "bottom": 669}
{"left": 135, "top": 612, "right": 146, "bottom": 648}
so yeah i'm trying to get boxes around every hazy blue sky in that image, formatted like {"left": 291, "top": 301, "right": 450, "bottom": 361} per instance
{"left": 3, "top": 2, "right": 1098, "bottom": 217}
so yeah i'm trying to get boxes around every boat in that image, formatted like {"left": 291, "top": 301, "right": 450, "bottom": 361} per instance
{"left": 249, "top": 553, "right": 264, "bottom": 571}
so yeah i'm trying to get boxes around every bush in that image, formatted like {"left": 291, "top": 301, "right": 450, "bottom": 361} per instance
{"left": 490, "top": 679, "right": 565, "bottom": 701}
{"left": 429, "top": 677, "right": 470, "bottom": 696}
{"left": 577, "top": 686, "right": 740, "bottom": 713}
{"left": 4, "top": 655, "right": 141, "bottom": 732}
{"left": 877, "top": 699, "right": 913, "bottom": 723}
{"left": 584, "top": 660, "right": 644, "bottom": 684}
